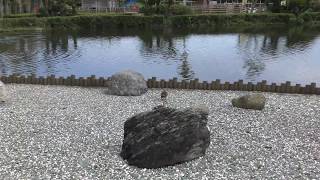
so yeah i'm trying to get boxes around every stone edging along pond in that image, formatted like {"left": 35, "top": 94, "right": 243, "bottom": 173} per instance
{"left": 1, "top": 74, "right": 319, "bottom": 95}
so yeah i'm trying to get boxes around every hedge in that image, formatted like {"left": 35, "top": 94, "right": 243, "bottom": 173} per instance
{"left": 0, "top": 13, "right": 319, "bottom": 30}
{"left": 300, "top": 12, "right": 320, "bottom": 22}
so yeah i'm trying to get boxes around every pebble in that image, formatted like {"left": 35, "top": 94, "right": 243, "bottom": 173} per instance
{"left": 0, "top": 84, "right": 319, "bottom": 179}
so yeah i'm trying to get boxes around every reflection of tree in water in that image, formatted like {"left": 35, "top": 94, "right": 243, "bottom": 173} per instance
{"left": 260, "top": 33, "right": 281, "bottom": 56}
{"left": 139, "top": 32, "right": 178, "bottom": 60}
{"left": 0, "top": 31, "right": 79, "bottom": 76}
{"left": 238, "top": 34, "right": 267, "bottom": 81}
{"left": 238, "top": 27, "right": 317, "bottom": 81}
{"left": 0, "top": 33, "right": 40, "bottom": 75}
{"left": 242, "top": 59, "right": 266, "bottom": 81}
{"left": 178, "top": 39, "right": 195, "bottom": 80}
{"left": 286, "top": 26, "right": 317, "bottom": 49}
{"left": 178, "top": 52, "right": 195, "bottom": 80}
{"left": 44, "top": 30, "right": 78, "bottom": 56}
{"left": 1, "top": 27, "right": 318, "bottom": 79}
{"left": 42, "top": 31, "right": 75, "bottom": 75}
{"left": 139, "top": 32, "right": 195, "bottom": 80}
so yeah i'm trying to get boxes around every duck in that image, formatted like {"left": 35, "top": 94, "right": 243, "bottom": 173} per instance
{"left": 160, "top": 90, "right": 168, "bottom": 106}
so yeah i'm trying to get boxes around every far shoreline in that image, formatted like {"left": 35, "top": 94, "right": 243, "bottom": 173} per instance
{"left": 1, "top": 13, "right": 320, "bottom": 32}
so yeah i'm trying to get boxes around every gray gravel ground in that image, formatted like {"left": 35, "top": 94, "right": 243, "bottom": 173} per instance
{"left": 0, "top": 84, "right": 319, "bottom": 179}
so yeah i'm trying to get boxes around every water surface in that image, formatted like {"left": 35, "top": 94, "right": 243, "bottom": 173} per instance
{"left": 0, "top": 27, "right": 319, "bottom": 84}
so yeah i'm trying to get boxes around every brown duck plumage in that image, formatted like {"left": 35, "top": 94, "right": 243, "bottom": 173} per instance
{"left": 161, "top": 90, "right": 168, "bottom": 99}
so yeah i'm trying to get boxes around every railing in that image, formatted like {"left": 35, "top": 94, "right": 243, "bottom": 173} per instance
{"left": 190, "top": 3, "right": 266, "bottom": 14}
{"left": 80, "top": 6, "right": 139, "bottom": 14}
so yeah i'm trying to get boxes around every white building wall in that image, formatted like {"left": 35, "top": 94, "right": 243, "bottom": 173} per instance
{"left": 81, "top": 0, "right": 117, "bottom": 11}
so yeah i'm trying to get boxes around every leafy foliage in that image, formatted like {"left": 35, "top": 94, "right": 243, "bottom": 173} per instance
{"left": 140, "top": 3, "right": 192, "bottom": 15}
{"left": 39, "top": 0, "right": 79, "bottom": 17}
{"left": 267, "top": 0, "right": 282, "bottom": 13}
{"left": 267, "top": 0, "right": 320, "bottom": 13}
{"left": 309, "top": 0, "right": 320, "bottom": 12}
{"left": 139, "top": 0, "right": 192, "bottom": 15}
{"left": 287, "top": 0, "right": 310, "bottom": 14}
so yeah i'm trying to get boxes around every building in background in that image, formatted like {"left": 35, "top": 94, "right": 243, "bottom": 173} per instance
{"left": 80, "top": 0, "right": 139, "bottom": 12}
{"left": 81, "top": 0, "right": 120, "bottom": 11}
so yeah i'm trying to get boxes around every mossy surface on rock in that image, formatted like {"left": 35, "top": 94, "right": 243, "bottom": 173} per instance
{"left": 232, "top": 94, "right": 266, "bottom": 110}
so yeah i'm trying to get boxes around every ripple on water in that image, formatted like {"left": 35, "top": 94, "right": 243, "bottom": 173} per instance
{"left": 0, "top": 29, "right": 320, "bottom": 84}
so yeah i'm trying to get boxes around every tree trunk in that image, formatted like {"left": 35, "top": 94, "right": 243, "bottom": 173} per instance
{"left": 251, "top": 0, "right": 257, "bottom": 13}
{"left": 5, "top": 0, "right": 10, "bottom": 15}
{"left": 0, "top": 0, "right": 3, "bottom": 17}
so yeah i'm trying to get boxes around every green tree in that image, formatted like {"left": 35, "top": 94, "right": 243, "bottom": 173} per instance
{"left": 310, "top": 0, "right": 320, "bottom": 11}
{"left": 0, "top": 0, "right": 16, "bottom": 15}
{"left": 287, "top": 0, "right": 310, "bottom": 14}
{"left": 267, "top": 0, "right": 282, "bottom": 13}
{"left": 168, "top": 0, "right": 174, "bottom": 8}
{"left": 65, "top": 0, "right": 77, "bottom": 14}
{"left": 40, "top": 0, "right": 78, "bottom": 16}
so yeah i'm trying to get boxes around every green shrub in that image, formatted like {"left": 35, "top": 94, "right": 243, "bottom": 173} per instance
{"left": 38, "top": 7, "right": 49, "bottom": 17}
{"left": 139, "top": 5, "right": 168, "bottom": 15}
{"left": 311, "top": 2, "right": 320, "bottom": 12}
{"left": 139, "top": 6, "right": 157, "bottom": 15}
{"left": 287, "top": 0, "right": 309, "bottom": 14}
{"left": 140, "top": 4, "right": 192, "bottom": 15}
{"left": 169, "top": 5, "right": 192, "bottom": 15}
{"left": 0, "top": 17, "right": 46, "bottom": 29}
{"left": 296, "top": 16, "right": 305, "bottom": 24}
{"left": 300, "top": 12, "right": 313, "bottom": 21}
{"left": 48, "top": 2, "right": 74, "bottom": 16}
{"left": 300, "top": 12, "right": 320, "bottom": 22}
{"left": 37, "top": 0, "right": 78, "bottom": 17}
{"left": 3, "top": 13, "right": 36, "bottom": 18}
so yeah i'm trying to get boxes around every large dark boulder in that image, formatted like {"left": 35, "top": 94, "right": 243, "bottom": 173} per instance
{"left": 232, "top": 94, "right": 266, "bottom": 110}
{"left": 120, "top": 106, "right": 210, "bottom": 169}
{"left": 106, "top": 70, "right": 148, "bottom": 96}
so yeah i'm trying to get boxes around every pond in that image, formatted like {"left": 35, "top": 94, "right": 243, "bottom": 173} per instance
{"left": 0, "top": 27, "right": 320, "bottom": 85}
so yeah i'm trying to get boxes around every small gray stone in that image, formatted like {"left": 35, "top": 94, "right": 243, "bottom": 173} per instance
{"left": 232, "top": 94, "right": 266, "bottom": 110}
{"left": 106, "top": 70, "right": 148, "bottom": 96}
{"left": 0, "top": 80, "right": 7, "bottom": 103}
{"left": 120, "top": 105, "right": 210, "bottom": 169}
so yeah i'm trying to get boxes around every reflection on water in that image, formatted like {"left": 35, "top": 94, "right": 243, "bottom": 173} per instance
{"left": 0, "top": 27, "right": 320, "bottom": 84}
{"left": 0, "top": 31, "right": 80, "bottom": 76}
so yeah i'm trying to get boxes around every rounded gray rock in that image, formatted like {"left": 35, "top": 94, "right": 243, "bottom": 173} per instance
{"left": 120, "top": 105, "right": 211, "bottom": 168}
{"left": 106, "top": 70, "right": 148, "bottom": 96}
{"left": 0, "top": 80, "right": 7, "bottom": 103}
{"left": 232, "top": 93, "right": 266, "bottom": 110}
